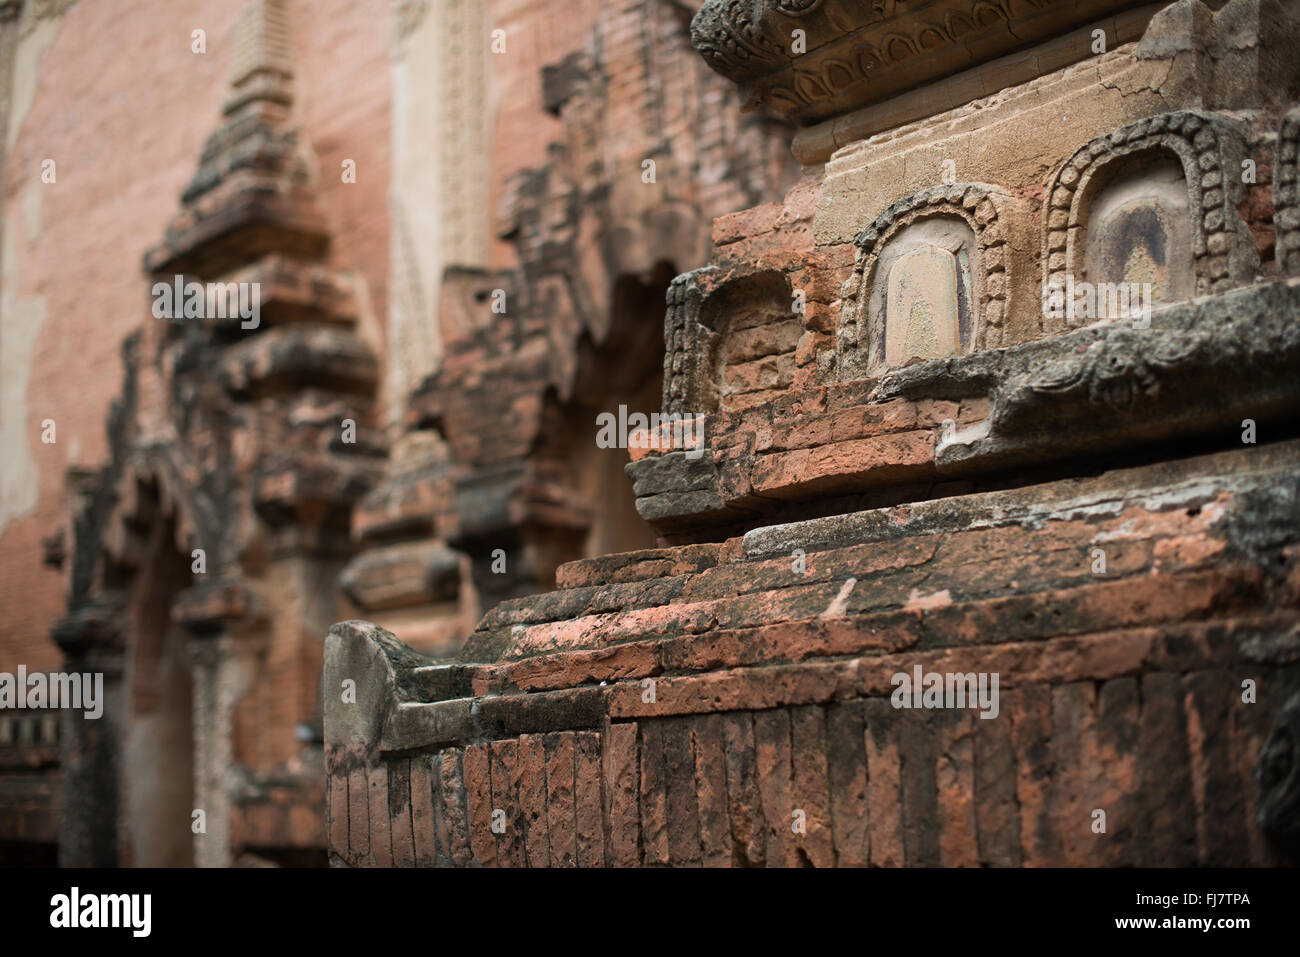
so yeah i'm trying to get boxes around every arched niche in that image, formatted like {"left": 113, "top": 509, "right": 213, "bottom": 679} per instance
{"left": 1078, "top": 155, "right": 1195, "bottom": 310}
{"left": 530, "top": 263, "right": 672, "bottom": 571}
{"left": 1043, "top": 110, "right": 1255, "bottom": 330}
{"left": 836, "top": 183, "right": 1008, "bottom": 381}
{"left": 869, "top": 217, "right": 979, "bottom": 368}
{"left": 663, "top": 268, "right": 798, "bottom": 416}
{"left": 698, "top": 271, "right": 798, "bottom": 413}
{"left": 100, "top": 472, "right": 196, "bottom": 867}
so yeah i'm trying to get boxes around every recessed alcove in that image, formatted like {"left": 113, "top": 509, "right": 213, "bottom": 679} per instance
{"left": 1078, "top": 155, "right": 1195, "bottom": 316}
{"left": 695, "top": 271, "right": 799, "bottom": 413}
{"left": 870, "top": 217, "right": 979, "bottom": 367}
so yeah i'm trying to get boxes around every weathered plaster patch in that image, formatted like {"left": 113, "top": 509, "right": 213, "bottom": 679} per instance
{"left": 21, "top": 178, "right": 42, "bottom": 239}
{"left": 819, "top": 576, "right": 857, "bottom": 619}
{"left": 385, "top": 0, "right": 490, "bottom": 424}
{"left": 0, "top": 185, "right": 46, "bottom": 536}
{"left": 904, "top": 588, "right": 953, "bottom": 611}
{"left": 6, "top": 7, "right": 70, "bottom": 151}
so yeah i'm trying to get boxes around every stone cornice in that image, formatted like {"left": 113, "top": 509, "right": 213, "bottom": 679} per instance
{"left": 690, "top": 0, "right": 1149, "bottom": 125}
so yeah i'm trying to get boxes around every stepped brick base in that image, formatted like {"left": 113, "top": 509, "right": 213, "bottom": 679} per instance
{"left": 323, "top": 440, "right": 1300, "bottom": 866}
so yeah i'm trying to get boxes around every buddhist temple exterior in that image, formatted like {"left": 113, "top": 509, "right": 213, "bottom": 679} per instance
{"left": 0, "top": 0, "right": 795, "bottom": 866}
{"left": 1, "top": 0, "right": 1298, "bottom": 869}
{"left": 324, "top": 0, "right": 1300, "bottom": 867}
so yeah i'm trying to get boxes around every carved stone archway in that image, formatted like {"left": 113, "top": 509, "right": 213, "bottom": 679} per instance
{"left": 52, "top": 0, "right": 381, "bottom": 867}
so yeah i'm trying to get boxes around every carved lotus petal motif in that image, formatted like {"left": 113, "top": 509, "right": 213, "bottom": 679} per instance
{"left": 1030, "top": 327, "right": 1204, "bottom": 412}
{"left": 691, "top": 0, "right": 788, "bottom": 80}
{"left": 776, "top": 0, "right": 822, "bottom": 13}
{"left": 1024, "top": 338, "right": 1149, "bottom": 408}
{"left": 1146, "top": 328, "right": 1205, "bottom": 368}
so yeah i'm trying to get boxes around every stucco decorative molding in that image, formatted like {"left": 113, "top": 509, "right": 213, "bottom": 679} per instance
{"left": 1274, "top": 105, "right": 1300, "bottom": 276}
{"left": 985, "top": 277, "right": 1299, "bottom": 437}
{"left": 689, "top": 0, "right": 1138, "bottom": 125}
{"left": 836, "top": 183, "right": 1009, "bottom": 382}
{"left": 689, "top": 0, "right": 791, "bottom": 83}
{"left": 1041, "top": 110, "right": 1255, "bottom": 326}
{"left": 1025, "top": 326, "right": 1202, "bottom": 412}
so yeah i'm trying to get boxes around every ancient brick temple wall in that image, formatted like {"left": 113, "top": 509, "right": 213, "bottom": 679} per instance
{"left": 325, "top": 0, "right": 1300, "bottom": 866}
{"left": 7, "top": 0, "right": 1299, "bottom": 870}
{"left": 343, "top": 0, "right": 798, "bottom": 653}
{"left": 0, "top": 0, "right": 255, "bottom": 864}
{"left": 325, "top": 439, "right": 1300, "bottom": 866}
{"left": 1, "top": 1, "right": 237, "bottom": 680}
{"left": 0, "top": 0, "right": 393, "bottom": 681}
{"left": 0, "top": 0, "right": 800, "bottom": 866}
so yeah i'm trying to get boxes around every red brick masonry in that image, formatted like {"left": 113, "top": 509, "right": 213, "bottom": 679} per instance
{"left": 324, "top": 438, "right": 1300, "bottom": 866}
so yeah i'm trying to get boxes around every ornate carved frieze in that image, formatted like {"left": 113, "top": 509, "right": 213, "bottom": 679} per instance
{"left": 927, "top": 276, "right": 1300, "bottom": 459}
{"left": 1025, "top": 331, "right": 1201, "bottom": 413}
{"left": 690, "top": 0, "right": 1141, "bottom": 125}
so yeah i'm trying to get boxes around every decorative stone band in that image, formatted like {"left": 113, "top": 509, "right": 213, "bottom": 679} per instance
{"left": 638, "top": 274, "right": 1300, "bottom": 534}
{"left": 1274, "top": 105, "right": 1300, "bottom": 277}
{"left": 688, "top": 0, "right": 1139, "bottom": 125}
{"left": 836, "top": 182, "right": 1011, "bottom": 382}
{"left": 1042, "top": 109, "right": 1254, "bottom": 316}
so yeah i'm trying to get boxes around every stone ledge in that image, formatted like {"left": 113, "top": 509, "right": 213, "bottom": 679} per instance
{"left": 637, "top": 277, "right": 1300, "bottom": 533}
